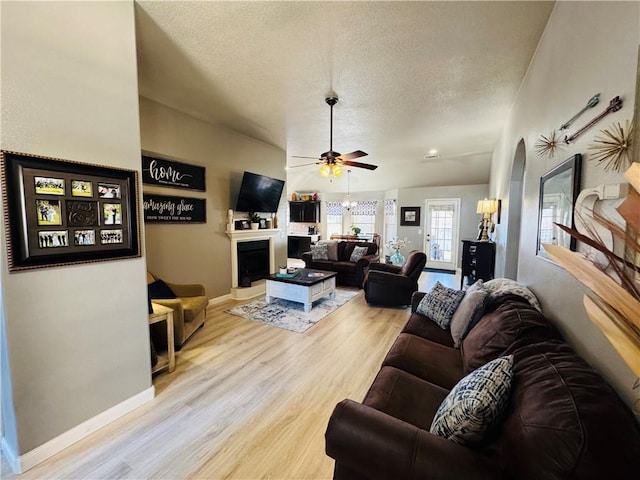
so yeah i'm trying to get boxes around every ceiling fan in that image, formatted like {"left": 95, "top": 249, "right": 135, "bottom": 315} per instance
{"left": 290, "top": 96, "right": 378, "bottom": 179}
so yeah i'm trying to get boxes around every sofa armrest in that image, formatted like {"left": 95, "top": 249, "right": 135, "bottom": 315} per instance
{"left": 301, "top": 252, "right": 313, "bottom": 266}
{"left": 326, "top": 399, "right": 504, "bottom": 480}
{"left": 165, "top": 281, "right": 205, "bottom": 297}
{"left": 366, "top": 270, "right": 416, "bottom": 290}
{"left": 368, "top": 262, "right": 402, "bottom": 274}
{"left": 411, "top": 291, "right": 427, "bottom": 312}
{"left": 356, "top": 254, "right": 379, "bottom": 269}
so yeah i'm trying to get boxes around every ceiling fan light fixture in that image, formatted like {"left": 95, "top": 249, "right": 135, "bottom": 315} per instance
{"left": 319, "top": 163, "right": 343, "bottom": 178}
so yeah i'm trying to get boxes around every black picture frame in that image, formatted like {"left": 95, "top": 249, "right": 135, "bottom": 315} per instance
{"left": 537, "top": 153, "right": 582, "bottom": 260}
{"left": 400, "top": 206, "right": 421, "bottom": 226}
{"left": 1, "top": 150, "right": 140, "bottom": 271}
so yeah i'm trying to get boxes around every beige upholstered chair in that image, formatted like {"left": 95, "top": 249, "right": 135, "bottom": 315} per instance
{"left": 147, "top": 272, "right": 207, "bottom": 349}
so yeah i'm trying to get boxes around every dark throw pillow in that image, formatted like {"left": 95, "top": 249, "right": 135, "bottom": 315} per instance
{"left": 148, "top": 279, "right": 177, "bottom": 299}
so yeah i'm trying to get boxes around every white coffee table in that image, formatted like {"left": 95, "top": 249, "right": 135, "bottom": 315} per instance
{"left": 265, "top": 268, "right": 337, "bottom": 312}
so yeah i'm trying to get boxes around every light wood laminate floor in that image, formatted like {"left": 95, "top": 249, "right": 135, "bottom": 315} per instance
{"left": 2, "top": 271, "right": 457, "bottom": 480}
{"left": 2, "top": 291, "right": 410, "bottom": 480}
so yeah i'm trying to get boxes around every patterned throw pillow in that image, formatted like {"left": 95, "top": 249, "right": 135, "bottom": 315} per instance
{"left": 416, "top": 281, "right": 465, "bottom": 329}
{"left": 483, "top": 278, "right": 542, "bottom": 312}
{"left": 349, "top": 245, "right": 369, "bottom": 262}
{"left": 430, "top": 355, "right": 513, "bottom": 445}
{"left": 450, "top": 281, "right": 488, "bottom": 348}
{"left": 318, "top": 240, "right": 339, "bottom": 261}
{"left": 311, "top": 244, "right": 329, "bottom": 260}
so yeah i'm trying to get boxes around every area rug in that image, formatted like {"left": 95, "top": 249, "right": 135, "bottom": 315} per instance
{"left": 225, "top": 288, "right": 359, "bottom": 333}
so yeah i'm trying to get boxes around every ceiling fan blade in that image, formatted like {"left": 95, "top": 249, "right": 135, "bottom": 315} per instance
{"left": 291, "top": 155, "right": 322, "bottom": 160}
{"left": 342, "top": 160, "right": 378, "bottom": 170}
{"left": 288, "top": 161, "right": 322, "bottom": 168}
{"left": 338, "top": 150, "right": 368, "bottom": 161}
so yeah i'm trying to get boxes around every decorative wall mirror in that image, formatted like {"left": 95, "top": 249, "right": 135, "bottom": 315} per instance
{"left": 537, "top": 153, "right": 582, "bottom": 259}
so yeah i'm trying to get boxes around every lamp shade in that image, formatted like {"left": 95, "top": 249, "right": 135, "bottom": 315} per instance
{"left": 476, "top": 199, "right": 497, "bottom": 215}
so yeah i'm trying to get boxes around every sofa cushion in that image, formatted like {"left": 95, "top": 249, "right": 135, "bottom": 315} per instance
{"left": 461, "top": 296, "right": 559, "bottom": 374}
{"left": 495, "top": 340, "right": 640, "bottom": 480}
{"left": 416, "top": 281, "right": 465, "bottom": 329}
{"left": 180, "top": 295, "right": 208, "bottom": 322}
{"left": 450, "top": 280, "right": 488, "bottom": 348}
{"left": 311, "top": 243, "right": 329, "bottom": 260}
{"left": 383, "top": 333, "right": 463, "bottom": 389}
{"left": 349, "top": 245, "right": 369, "bottom": 262}
{"left": 483, "top": 278, "right": 542, "bottom": 312}
{"left": 342, "top": 241, "right": 377, "bottom": 261}
{"left": 318, "top": 240, "right": 339, "bottom": 260}
{"left": 402, "top": 313, "right": 455, "bottom": 347}
{"left": 363, "top": 366, "right": 449, "bottom": 430}
{"left": 331, "top": 261, "right": 358, "bottom": 273}
{"left": 148, "top": 279, "right": 177, "bottom": 299}
{"left": 430, "top": 355, "right": 513, "bottom": 445}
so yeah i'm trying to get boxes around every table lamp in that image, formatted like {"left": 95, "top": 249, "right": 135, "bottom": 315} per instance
{"left": 476, "top": 199, "right": 498, "bottom": 242}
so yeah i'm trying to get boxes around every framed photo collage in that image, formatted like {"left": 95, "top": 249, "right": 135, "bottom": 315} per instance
{"left": 1, "top": 151, "right": 140, "bottom": 271}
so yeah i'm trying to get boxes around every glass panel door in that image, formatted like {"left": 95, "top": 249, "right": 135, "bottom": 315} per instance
{"left": 424, "top": 198, "right": 460, "bottom": 271}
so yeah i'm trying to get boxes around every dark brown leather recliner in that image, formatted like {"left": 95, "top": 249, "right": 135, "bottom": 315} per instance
{"left": 363, "top": 250, "right": 427, "bottom": 306}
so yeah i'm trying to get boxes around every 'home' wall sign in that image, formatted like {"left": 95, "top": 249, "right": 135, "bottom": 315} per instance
{"left": 142, "top": 155, "right": 206, "bottom": 191}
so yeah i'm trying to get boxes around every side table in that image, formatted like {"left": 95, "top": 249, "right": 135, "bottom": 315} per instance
{"left": 148, "top": 303, "right": 175, "bottom": 374}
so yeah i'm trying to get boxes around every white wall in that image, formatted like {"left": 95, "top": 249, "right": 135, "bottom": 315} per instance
{"left": 139, "top": 97, "right": 288, "bottom": 298}
{"left": 1, "top": 0, "right": 151, "bottom": 465}
{"left": 490, "top": 1, "right": 639, "bottom": 417}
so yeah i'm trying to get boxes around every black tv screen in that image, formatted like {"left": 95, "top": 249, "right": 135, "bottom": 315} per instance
{"left": 235, "top": 171, "right": 285, "bottom": 213}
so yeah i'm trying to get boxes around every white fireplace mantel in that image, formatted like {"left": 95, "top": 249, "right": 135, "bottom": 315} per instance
{"left": 226, "top": 228, "right": 279, "bottom": 298}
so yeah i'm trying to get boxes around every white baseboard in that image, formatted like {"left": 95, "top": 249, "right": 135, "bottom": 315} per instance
{"left": 209, "top": 293, "right": 231, "bottom": 305}
{"left": 1, "top": 386, "right": 155, "bottom": 474}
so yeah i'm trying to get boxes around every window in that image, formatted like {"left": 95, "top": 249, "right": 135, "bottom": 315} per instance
{"left": 325, "top": 201, "right": 343, "bottom": 236}
{"left": 383, "top": 199, "right": 397, "bottom": 249}
{"left": 350, "top": 201, "right": 377, "bottom": 234}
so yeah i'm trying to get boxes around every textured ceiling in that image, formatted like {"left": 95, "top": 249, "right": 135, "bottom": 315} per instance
{"left": 135, "top": 1, "right": 555, "bottom": 193}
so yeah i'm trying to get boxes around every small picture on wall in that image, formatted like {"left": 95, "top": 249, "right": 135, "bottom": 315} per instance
{"left": 98, "top": 183, "right": 121, "bottom": 199}
{"left": 103, "top": 203, "right": 122, "bottom": 225}
{"left": 74, "top": 229, "right": 96, "bottom": 246}
{"left": 400, "top": 206, "right": 421, "bottom": 226}
{"left": 36, "top": 200, "right": 62, "bottom": 226}
{"left": 71, "top": 180, "right": 93, "bottom": 197}
{"left": 100, "top": 229, "right": 123, "bottom": 244}
{"left": 34, "top": 176, "right": 65, "bottom": 195}
{"left": 38, "top": 230, "right": 68, "bottom": 248}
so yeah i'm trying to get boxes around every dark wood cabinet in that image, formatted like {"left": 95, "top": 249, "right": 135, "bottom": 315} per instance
{"left": 461, "top": 240, "right": 495, "bottom": 289}
{"left": 289, "top": 201, "right": 320, "bottom": 223}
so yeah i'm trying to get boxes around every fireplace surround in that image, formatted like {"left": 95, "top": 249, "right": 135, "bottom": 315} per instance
{"left": 226, "top": 228, "right": 279, "bottom": 299}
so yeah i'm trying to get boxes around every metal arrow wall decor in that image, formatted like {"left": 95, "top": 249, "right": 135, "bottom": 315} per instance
{"left": 564, "top": 96, "right": 623, "bottom": 144}
{"left": 560, "top": 93, "right": 600, "bottom": 130}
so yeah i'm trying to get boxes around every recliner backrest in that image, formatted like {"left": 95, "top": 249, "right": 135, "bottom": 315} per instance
{"left": 400, "top": 250, "right": 426, "bottom": 280}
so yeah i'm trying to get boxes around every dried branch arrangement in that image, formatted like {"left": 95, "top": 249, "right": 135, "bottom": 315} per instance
{"left": 543, "top": 163, "right": 640, "bottom": 376}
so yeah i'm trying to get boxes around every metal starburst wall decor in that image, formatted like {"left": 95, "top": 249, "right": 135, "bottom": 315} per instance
{"left": 535, "top": 130, "right": 563, "bottom": 158}
{"left": 588, "top": 119, "right": 633, "bottom": 172}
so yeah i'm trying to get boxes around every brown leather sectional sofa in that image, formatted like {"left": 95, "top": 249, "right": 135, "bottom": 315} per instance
{"left": 325, "top": 291, "right": 640, "bottom": 479}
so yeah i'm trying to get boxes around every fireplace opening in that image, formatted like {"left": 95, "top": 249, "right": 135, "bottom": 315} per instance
{"left": 237, "top": 240, "right": 270, "bottom": 285}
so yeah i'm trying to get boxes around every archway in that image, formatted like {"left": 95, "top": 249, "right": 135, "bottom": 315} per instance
{"left": 504, "top": 139, "right": 526, "bottom": 279}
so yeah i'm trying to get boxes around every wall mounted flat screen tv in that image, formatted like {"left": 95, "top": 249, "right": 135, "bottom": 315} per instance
{"left": 235, "top": 171, "right": 285, "bottom": 213}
